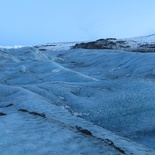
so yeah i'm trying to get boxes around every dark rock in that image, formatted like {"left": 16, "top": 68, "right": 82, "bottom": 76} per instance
{"left": 39, "top": 49, "right": 47, "bottom": 51}
{"left": 116, "top": 40, "right": 127, "bottom": 44}
{"left": 44, "top": 44, "right": 56, "bottom": 47}
{"left": 18, "top": 108, "right": 29, "bottom": 112}
{"left": 139, "top": 44, "right": 148, "bottom": 48}
{"left": 76, "top": 126, "right": 93, "bottom": 136}
{"left": 75, "top": 126, "right": 126, "bottom": 154}
{"left": 18, "top": 108, "right": 46, "bottom": 118}
{"left": 149, "top": 44, "right": 155, "bottom": 48}
{"left": 106, "top": 38, "right": 117, "bottom": 40}
{"left": 0, "top": 112, "right": 6, "bottom": 116}
{"left": 34, "top": 44, "right": 56, "bottom": 48}
{"left": 72, "top": 39, "right": 117, "bottom": 50}
{"left": 104, "top": 139, "right": 126, "bottom": 154}
{"left": 96, "top": 39, "right": 105, "bottom": 41}
{"left": 29, "top": 111, "right": 46, "bottom": 118}
{"left": 119, "top": 45, "right": 131, "bottom": 48}
{"left": 73, "top": 41, "right": 111, "bottom": 49}
{"left": 5, "top": 104, "right": 14, "bottom": 107}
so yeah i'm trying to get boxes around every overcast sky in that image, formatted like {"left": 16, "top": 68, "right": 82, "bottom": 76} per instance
{"left": 1, "top": 0, "right": 155, "bottom": 46}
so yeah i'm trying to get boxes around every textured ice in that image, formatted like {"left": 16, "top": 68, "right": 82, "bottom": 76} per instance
{"left": 0, "top": 46, "right": 155, "bottom": 154}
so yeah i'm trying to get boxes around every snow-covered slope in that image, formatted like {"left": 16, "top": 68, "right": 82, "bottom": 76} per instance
{"left": 0, "top": 43, "right": 155, "bottom": 154}
{"left": 127, "top": 34, "right": 155, "bottom": 43}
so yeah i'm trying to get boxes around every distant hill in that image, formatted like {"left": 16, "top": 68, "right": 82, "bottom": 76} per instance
{"left": 72, "top": 34, "right": 155, "bottom": 52}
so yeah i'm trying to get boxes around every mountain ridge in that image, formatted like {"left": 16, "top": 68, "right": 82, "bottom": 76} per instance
{"left": 1, "top": 34, "right": 155, "bottom": 51}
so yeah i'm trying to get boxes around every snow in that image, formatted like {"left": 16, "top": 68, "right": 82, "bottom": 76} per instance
{"left": 0, "top": 43, "right": 155, "bottom": 154}
{"left": 0, "top": 45, "right": 23, "bottom": 49}
{"left": 126, "top": 34, "right": 155, "bottom": 43}
{"left": 34, "top": 42, "right": 77, "bottom": 51}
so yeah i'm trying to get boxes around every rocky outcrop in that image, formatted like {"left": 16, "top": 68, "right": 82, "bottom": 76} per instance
{"left": 72, "top": 38, "right": 155, "bottom": 52}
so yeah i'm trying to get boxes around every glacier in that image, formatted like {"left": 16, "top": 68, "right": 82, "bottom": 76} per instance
{"left": 0, "top": 40, "right": 155, "bottom": 154}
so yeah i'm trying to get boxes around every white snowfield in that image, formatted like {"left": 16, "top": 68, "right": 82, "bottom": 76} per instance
{"left": 0, "top": 36, "right": 155, "bottom": 154}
